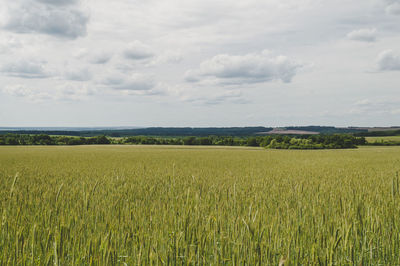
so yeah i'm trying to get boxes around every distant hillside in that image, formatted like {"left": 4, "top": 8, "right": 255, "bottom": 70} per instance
{"left": 257, "top": 129, "right": 320, "bottom": 135}
{"left": 0, "top": 127, "right": 274, "bottom": 137}
{"left": 351, "top": 126, "right": 400, "bottom": 132}
{"left": 257, "top": 126, "right": 365, "bottom": 135}
{"left": 354, "top": 129, "right": 400, "bottom": 137}
{"left": 0, "top": 127, "right": 141, "bottom": 131}
{"left": 0, "top": 126, "right": 370, "bottom": 137}
{"left": 285, "top": 126, "right": 365, "bottom": 134}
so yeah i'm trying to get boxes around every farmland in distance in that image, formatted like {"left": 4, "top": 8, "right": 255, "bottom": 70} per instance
{"left": 366, "top": 136, "right": 400, "bottom": 143}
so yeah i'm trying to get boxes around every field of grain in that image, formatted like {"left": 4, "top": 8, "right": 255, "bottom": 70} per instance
{"left": 366, "top": 136, "right": 400, "bottom": 143}
{"left": 1, "top": 145, "right": 400, "bottom": 265}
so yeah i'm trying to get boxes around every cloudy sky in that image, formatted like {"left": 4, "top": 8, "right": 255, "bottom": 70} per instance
{"left": 0, "top": 0, "right": 399, "bottom": 127}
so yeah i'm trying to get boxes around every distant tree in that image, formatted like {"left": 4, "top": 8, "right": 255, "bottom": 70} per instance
{"left": 183, "top": 136, "right": 198, "bottom": 145}
{"left": 198, "top": 137, "right": 212, "bottom": 145}
{"left": 5, "top": 135, "right": 19, "bottom": 145}
{"left": 268, "top": 139, "right": 278, "bottom": 149}
{"left": 67, "top": 138, "right": 86, "bottom": 145}
{"left": 94, "top": 135, "right": 111, "bottom": 144}
{"left": 247, "top": 137, "right": 258, "bottom": 147}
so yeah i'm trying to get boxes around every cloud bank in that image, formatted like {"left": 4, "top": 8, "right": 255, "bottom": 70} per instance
{"left": 123, "top": 41, "right": 154, "bottom": 60}
{"left": 102, "top": 73, "right": 156, "bottom": 92}
{"left": 347, "top": 28, "right": 377, "bottom": 42}
{"left": 1, "top": 60, "right": 50, "bottom": 79}
{"left": 377, "top": 50, "right": 400, "bottom": 71}
{"left": 3, "top": 0, "right": 89, "bottom": 39}
{"left": 185, "top": 50, "right": 304, "bottom": 85}
{"left": 384, "top": 1, "right": 400, "bottom": 15}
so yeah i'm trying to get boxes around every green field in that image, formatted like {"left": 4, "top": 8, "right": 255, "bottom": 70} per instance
{"left": 1, "top": 146, "right": 400, "bottom": 264}
{"left": 366, "top": 136, "right": 400, "bottom": 143}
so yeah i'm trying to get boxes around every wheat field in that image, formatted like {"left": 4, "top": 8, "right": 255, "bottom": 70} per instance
{"left": 1, "top": 145, "right": 399, "bottom": 265}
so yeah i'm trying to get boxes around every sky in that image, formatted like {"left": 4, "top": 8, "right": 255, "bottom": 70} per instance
{"left": 0, "top": 0, "right": 400, "bottom": 127}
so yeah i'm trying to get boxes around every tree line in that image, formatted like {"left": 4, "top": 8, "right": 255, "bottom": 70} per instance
{"left": 354, "top": 129, "right": 400, "bottom": 137}
{"left": 0, "top": 134, "right": 111, "bottom": 145}
{"left": 0, "top": 133, "right": 366, "bottom": 149}
{"left": 122, "top": 135, "right": 366, "bottom": 149}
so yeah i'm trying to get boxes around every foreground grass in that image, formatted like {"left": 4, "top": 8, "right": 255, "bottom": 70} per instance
{"left": 1, "top": 145, "right": 400, "bottom": 265}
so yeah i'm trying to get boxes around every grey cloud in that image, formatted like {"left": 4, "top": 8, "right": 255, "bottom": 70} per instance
{"left": 88, "top": 52, "right": 113, "bottom": 64}
{"left": 385, "top": 1, "right": 400, "bottom": 15}
{"left": 347, "top": 28, "right": 377, "bottom": 42}
{"left": 56, "top": 84, "right": 97, "bottom": 101}
{"left": 160, "top": 51, "right": 183, "bottom": 64}
{"left": 201, "top": 91, "right": 249, "bottom": 105}
{"left": 180, "top": 89, "right": 249, "bottom": 105}
{"left": 4, "top": 2, "right": 89, "bottom": 39}
{"left": 64, "top": 68, "right": 92, "bottom": 81}
{"left": 103, "top": 73, "right": 155, "bottom": 91}
{"left": 36, "top": 0, "right": 79, "bottom": 6}
{"left": 1, "top": 60, "right": 50, "bottom": 79}
{"left": 185, "top": 50, "right": 304, "bottom": 85}
{"left": 386, "top": 4, "right": 400, "bottom": 15}
{"left": 123, "top": 41, "right": 154, "bottom": 60}
{"left": 377, "top": 50, "right": 400, "bottom": 71}
{"left": 72, "top": 49, "right": 113, "bottom": 64}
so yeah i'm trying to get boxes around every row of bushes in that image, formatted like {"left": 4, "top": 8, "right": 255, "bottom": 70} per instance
{"left": 0, "top": 133, "right": 366, "bottom": 149}
{"left": 0, "top": 134, "right": 110, "bottom": 145}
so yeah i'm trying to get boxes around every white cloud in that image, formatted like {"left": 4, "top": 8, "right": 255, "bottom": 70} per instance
{"left": 64, "top": 67, "right": 92, "bottom": 81}
{"left": 35, "top": 0, "right": 79, "bottom": 6}
{"left": 385, "top": 2, "right": 400, "bottom": 15}
{"left": 123, "top": 41, "right": 154, "bottom": 60}
{"left": 3, "top": 1, "right": 89, "bottom": 39}
{"left": 351, "top": 98, "right": 400, "bottom": 115}
{"left": 72, "top": 49, "right": 113, "bottom": 64}
{"left": 0, "top": 36, "right": 23, "bottom": 54}
{"left": 2, "top": 83, "right": 96, "bottom": 102}
{"left": 1, "top": 60, "right": 51, "bottom": 79}
{"left": 88, "top": 52, "right": 113, "bottom": 64}
{"left": 102, "top": 73, "right": 156, "bottom": 92}
{"left": 1, "top": 0, "right": 400, "bottom": 126}
{"left": 165, "top": 84, "right": 248, "bottom": 105}
{"left": 185, "top": 50, "right": 304, "bottom": 85}
{"left": 3, "top": 84, "right": 35, "bottom": 97}
{"left": 185, "top": 90, "right": 249, "bottom": 105}
{"left": 377, "top": 50, "right": 400, "bottom": 71}
{"left": 2, "top": 84, "right": 52, "bottom": 101}
{"left": 56, "top": 83, "right": 97, "bottom": 101}
{"left": 347, "top": 28, "right": 377, "bottom": 42}
{"left": 150, "top": 51, "right": 183, "bottom": 65}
